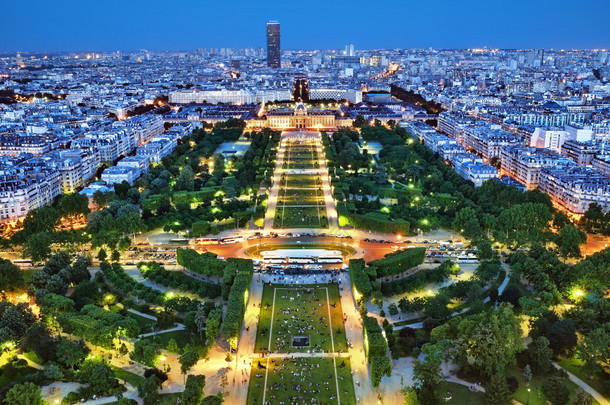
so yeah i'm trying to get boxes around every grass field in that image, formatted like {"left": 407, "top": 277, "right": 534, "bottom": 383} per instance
{"left": 274, "top": 206, "right": 328, "bottom": 228}
{"left": 441, "top": 382, "right": 485, "bottom": 404}
{"left": 558, "top": 357, "right": 608, "bottom": 399}
{"left": 504, "top": 367, "right": 601, "bottom": 405}
{"left": 254, "top": 283, "right": 347, "bottom": 353}
{"left": 274, "top": 139, "right": 329, "bottom": 229}
{"left": 142, "top": 329, "right": 206, "bottom": 354}
{"left": 111, "top": 365, "right": 145, "bottom": 387}
{"left": 246, "top": 356, "right": 356, "bottom": 405}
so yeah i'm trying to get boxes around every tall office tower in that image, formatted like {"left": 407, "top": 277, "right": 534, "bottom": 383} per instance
{"left": 266, "top": 21, "right": 281, "bottom": 68}
{"left": 345, "top": 44, "right": 354, "bottom": 56}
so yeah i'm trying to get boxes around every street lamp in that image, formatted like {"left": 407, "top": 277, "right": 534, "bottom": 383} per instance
{"left": 527, "top": 387, "right": 530, "bottom": 405}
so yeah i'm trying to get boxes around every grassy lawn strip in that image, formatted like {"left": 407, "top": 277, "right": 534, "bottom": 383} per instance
{"left": 505, "top": 367, "right": 600, "bottom": 405}
{"left": 142, "top": 329, "right": 206, "bottom": 354}
{"left": 254, "top": 283, "right": 347, "bottom": 353}
{"left": 111, "top": 365, "right": 144, "bottom": 387}
{"left": 246, "top": 356, "right": 355, "bottom": 405}
{"left": 558, "top": 357, "right": 607, "bottom": 397}
{"left": 441, "top": 382, "right": 485, "bottom": 404}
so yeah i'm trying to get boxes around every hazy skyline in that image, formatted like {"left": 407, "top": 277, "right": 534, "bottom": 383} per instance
{"left": 1, "top": 0, "right": 609, "bottom": 52}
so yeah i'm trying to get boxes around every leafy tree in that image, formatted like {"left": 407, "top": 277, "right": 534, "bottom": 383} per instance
{"left": 56, "top": 338, "right": 88, "bottom": 370}
{"left": 523, "top": 364, "right": 532, "bottom": 385}
{"left": 528, "top": 336, "right": 554, "bottom": 374}
{"left": 57, "top": 193, "right": 90, "bottom": 220}
{"left": 166, "top": 338, "right": 180, "bottom": 354}
{"left": 182, "top": 374, "right": 206, "bottom": 405}
{"left": 402, "top": 386, "right": 419, "bottom": 405}
{"left": 24, "top": 232, "right": 52, "bottom": 262}
{"left": 78, "top": 360, "right": 118, "bottom": 394}
{"left": 452, "top": 304, "right": 523, "bottom": 378}
{"left": 575, "top": 327, "right": 610, "bottom": 376}
{"left": 0, "top": 258, "right": 24, "bottom": 291}
{"left": 130, "top": 339, "right": 161, "bottom": 368}
{"left": 484, "top": 373, "right": 513, "bottom": 405}
{"left": 541, "top": 377, "right": 570, "bottom": 405}
{"left": 570, "top": 388, "right": 594, "bottom": 405}
{"left": 179, "top": 351, "right": 200, "bottom": 381}
{"left": 137, "top": 375, "right": 161, "bottom": 405}
{"left": 3, "top": 382, "right": 47, "bottom": 405}
{"left": 546, "top": 319, "right": 577, "bottom": 356}
{"left": 413, "top": 345, "right": 443, "bottom": 405}
{"left": 111, "top": 250, "right": 121, "bottom": 262}
{"left": 97, "top": 248, "right": 108, "bottom": 262}
{"left": 43, "top": 363, "right": 64, "bottom": 380}
{"left": 452, "top": 207, "right": 483, "bottom": 240}
{"left": 556, "top": 225, "right": 586, "bottom": 260}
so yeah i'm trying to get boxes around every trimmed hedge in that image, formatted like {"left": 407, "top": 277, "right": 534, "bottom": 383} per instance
{"left": 177, "top": 249, "right": 226, "bottom": 277}
{"left": 57, "top": 304, "right": 140, "bottom": 349}
{"left": 380, "top": 260, "right": 453, "bottom": 297}
{"left": 139, "top": 261, "right": 221, "bottom": 299}
{"left": 220, "top": 259, "right": 253, "bottom": 348}
{"left": 369, "top": 248, "right": 426, "bottom": 278}
{"left": 348, "top": 258, "right": 372, "bottom": 301}
{"left": 100, "top": 262, "right": 203, "bottom": 312}
{"left": 344, "top": 213, "right": 410, "bottom": 234}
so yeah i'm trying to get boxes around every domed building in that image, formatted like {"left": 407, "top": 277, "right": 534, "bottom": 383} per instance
{"left": 265, "top": 102, "right": 336, "bottom": 130}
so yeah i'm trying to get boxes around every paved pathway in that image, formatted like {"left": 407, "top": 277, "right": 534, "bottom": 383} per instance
{"left": 553, "top": 363, "right": 609, "bottom": 405}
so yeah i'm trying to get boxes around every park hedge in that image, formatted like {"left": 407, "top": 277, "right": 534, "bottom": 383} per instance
{"left": 139, "top": 261, "right": 221, "bottom": 299}
{"left": 57, "top": 304, "right": 140, "bottom": 349}
{"left": 363, "top": 316, "right": 388, "bottom": 363}
{"left": 344, "top": 213, "right": 410, "bottom": 235}
{"left": 348, "top": 258, "right": 372, "bottom": 301}
{"left": 177, "top": 249, "right": 226, "bottom": 277}
{"left": 380, "top": 260, "right": 452, "bottom": 297}
{"left": 220, "top": 259, "right": 253, "bottom": 348}
{"left": 368, "top": 247, "right": 426, "bottom": 278}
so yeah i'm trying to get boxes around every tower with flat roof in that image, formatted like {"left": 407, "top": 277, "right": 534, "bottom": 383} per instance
{"left": 266, "top": 21, "right": 281, "bottom": 68}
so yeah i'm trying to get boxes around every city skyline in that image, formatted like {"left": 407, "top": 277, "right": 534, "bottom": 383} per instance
{"left": 1, "top": 0, "right": 610, "bottom": 52}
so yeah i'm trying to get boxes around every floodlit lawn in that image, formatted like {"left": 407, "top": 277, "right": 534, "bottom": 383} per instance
{"left": 246, "top": 356, "right": 355, "bottom": 405}
{"left": 281, "top": 174, "right": 321, "bottom": 188}
{"left": 22, "top": 269, "right": 36, "bottom": 284}
{"left": 559, "top": 357, "right": 608, "bottom": 397}
{"left": 111, "top": 365, "right": 144, "bottom": 387}
{"left": 158, "top": 393, "right": 183, "bottom": 404}
{"left": 274, "top": 206, "right": 328, "bottom": 228}
{"left": 142, "top": 329, "right": 205, "bottom": 353}
{"left": 440, "top": 382, "right": 485, "bottom": 404}
{"left": 254, "top": 283, "right": 347, "bottom": 353}
{"left": 125, "top": 311, "right": 157, "bottom": 332}
{"left": 504, "top": 367, "right": 600, "bottom": 405}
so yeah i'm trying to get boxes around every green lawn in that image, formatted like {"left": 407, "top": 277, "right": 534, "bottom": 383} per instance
{"left": 274, "top": 206, "right": 328, "bottom": 228}
{"left": 441, "top": 382, "right": 485, "bottom": 404}
{"left": 111, "top": 365, "right": 144, "bottom": 387}
{"left": 158, "top": 393, "right": 183, "bottom": 404}
{"left": 559, "top": 357, "right": 608, "bottom": 397}
{"left": 254, "top": 283, "right": 347, "bottom": 353}
{"left": 505, "top": 367, "right": 600, "bottom": 405}
{"left": 246, "top": 356, "right": 355, "bottom": 405}
{"left": 125, "top": 311, "right": 157, "bottom": 332}
{"left": 142, "top": 329, "right": 205, "bottom": 354}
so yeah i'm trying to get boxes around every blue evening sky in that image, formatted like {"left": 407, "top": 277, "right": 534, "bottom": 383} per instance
{"left": 1, "top": 0, "right": 609, "bottom": 52}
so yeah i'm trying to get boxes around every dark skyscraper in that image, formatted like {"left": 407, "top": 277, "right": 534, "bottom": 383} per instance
{"left": 266, "top": 21, "right": 281, "bottom": 68}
